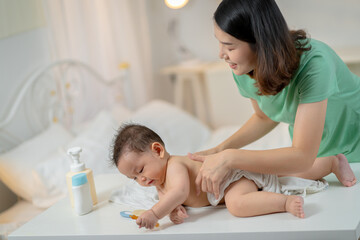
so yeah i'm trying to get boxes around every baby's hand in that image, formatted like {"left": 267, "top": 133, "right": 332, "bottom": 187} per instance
{"left": 169, "top": 205, "right": 188, "bottom": 224}
{"left": 136, "top": 209, "right": 159, "bottom": 229}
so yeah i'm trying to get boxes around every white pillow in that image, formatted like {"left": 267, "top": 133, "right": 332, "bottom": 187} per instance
{"left": 0, "top": 123, "right": 73, "bottom": 203}
{"left": 70, "top": 104, "right": 132, "bottom": 135}
{"left": 128, "top": 100, "right": 211, "bottom": 155}
{"left": 111, "top": 103, "right": 133, "bottom": 124}
{"left": 32, "top": 111, "right": 120, "bottom": 208}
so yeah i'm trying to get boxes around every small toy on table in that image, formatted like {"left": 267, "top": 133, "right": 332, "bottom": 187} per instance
{"left": 120, "top": 210, "right": 160, "bottom": 228}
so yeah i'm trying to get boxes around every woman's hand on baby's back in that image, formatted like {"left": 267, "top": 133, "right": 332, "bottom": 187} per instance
{"left": 188, "top": 151, "right": 232, "bottom": 200}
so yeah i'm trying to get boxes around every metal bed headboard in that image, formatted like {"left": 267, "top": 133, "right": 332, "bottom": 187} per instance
{"left": 0, "top": 59, "right": 128, "bottom": 153}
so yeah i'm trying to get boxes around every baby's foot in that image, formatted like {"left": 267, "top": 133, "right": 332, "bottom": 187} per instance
{"left": 285, "top": 196, "right": 304, "bottom": 218}
{"left": 332, "top": 154, "right": 357, "bottom": 187}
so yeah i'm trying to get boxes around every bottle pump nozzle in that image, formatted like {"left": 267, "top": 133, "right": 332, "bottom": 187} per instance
{"left": 67, "top": 147, "right": 85, "bottom": 172}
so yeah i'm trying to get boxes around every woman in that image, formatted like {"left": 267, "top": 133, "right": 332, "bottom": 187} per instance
{"left": 189, "top": 0, "right": 358, "bottom": 200}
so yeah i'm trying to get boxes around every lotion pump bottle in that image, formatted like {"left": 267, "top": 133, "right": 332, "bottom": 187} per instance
{"left": 66, "top": 147, "right": 97, "bottom": 207}
{"left": 72, "top": 173, "right": 93, "bottom": 215}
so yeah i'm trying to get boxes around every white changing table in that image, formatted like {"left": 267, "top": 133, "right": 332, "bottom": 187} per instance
{"left": 9, "top": 163, "right": 360, "bottom": 240}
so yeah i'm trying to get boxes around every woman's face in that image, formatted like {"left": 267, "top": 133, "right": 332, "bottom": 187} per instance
{"left": 214, "top": 23, "right": 256, "bottom": 76}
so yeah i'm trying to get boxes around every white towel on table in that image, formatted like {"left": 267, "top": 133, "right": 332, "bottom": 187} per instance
{"left": 109, "top": 180, "right": 159, "bottom": 209}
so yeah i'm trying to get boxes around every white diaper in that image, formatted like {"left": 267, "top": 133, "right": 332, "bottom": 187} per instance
{"left": 207, "top": 170, "right": 328, "bottom": 206}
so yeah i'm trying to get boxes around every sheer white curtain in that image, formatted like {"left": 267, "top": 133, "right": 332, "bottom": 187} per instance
{"left": 42, "top": 0, "right": 153, "bottom": 109}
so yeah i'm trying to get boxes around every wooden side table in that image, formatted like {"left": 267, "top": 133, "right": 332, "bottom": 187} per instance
{"left": 161, "top": 61, "right": 217, "bottom": 124}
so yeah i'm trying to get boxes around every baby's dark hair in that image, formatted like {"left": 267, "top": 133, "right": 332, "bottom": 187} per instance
{"left": 111, "top": 123, "right": 165, "bottom": 167}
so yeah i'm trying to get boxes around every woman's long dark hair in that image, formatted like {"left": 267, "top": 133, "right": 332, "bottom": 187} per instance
{"left": 214, "top": 0, "right": 310, "bottom": 95}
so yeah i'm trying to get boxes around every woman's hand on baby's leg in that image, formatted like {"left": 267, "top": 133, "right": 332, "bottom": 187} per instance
{"left": 170, "top": 205, "right": 188, "bottom": 224}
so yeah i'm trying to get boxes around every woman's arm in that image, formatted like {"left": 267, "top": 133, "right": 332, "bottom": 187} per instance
{"left": 197, "top": 99, "right": 278, "bottom": 155}
{"left": 191, "top": 99, "right": 327, "bottom": 198}
{"left": 217, "top": 99, "right": 279, "bottom": 151}
{"left": 227, "top": 99, "right": 327, "bottom": 174}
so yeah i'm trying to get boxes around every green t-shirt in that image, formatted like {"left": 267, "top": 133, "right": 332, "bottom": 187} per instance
{"left": 234, "top": 39, "right": 360, "bottom": 163}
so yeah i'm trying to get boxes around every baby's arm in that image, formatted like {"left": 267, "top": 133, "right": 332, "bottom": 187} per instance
{"left": 158, "top": 190, "right": 188, "bottom": 224}
{"left": 136, "top": 162, "right": 190, "bottom": 229}
{"left": 169, "top": 205, "right": 188, "bottom": 224}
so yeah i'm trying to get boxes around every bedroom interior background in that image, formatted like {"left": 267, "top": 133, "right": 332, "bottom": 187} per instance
{"left": 3, "top": 0, "right": 359, "bottom": 136}
{"left": 0, "top": 0, "right": 360, "bottom": 239}
{"left": 2, "top": 0, "right": 360, "bottom": 124}
{"left": 1, "top": 0, "right": 360, "bottom": 223}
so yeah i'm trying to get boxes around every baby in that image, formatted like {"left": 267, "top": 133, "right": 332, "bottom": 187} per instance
{"left": 111, "top": 123, "right": 355, "bottom": 229}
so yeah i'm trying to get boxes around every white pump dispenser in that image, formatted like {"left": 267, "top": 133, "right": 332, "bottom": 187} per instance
{"left": 66, "top": 147, "right": 97, "bottom": 208}
{"left": 68, "top": 147, "right": 85, "bottom": 172}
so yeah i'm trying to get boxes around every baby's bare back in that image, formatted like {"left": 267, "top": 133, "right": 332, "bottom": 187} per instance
{"left": 168, "top": 155, "right": 211, "bottom": 207}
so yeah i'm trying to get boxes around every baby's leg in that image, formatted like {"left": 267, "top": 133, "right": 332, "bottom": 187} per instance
{"left": 224, "top": 178, "right": 304, "bottom": 218}
{"left": 286, "top": 154, "right": 356, "bottom": 187}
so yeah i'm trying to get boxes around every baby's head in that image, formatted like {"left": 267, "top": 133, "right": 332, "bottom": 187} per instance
{"left": 111, "top": 123, "right": 169, "bottom": 186}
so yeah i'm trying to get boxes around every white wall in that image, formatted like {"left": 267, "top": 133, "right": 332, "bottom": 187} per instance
{"left": 147, "top": 0, "right": 360, "bottom": 102}
{"left": 147, "top": 0, "right": 360, "bottom": 63}
{"left": 0, "top": 0, "right": 50, "bottom": 117}
{"left": 0, "top": 28, "right": 51, "bottom": 117}
{"left": 1, "top": 0, "right": 360, "bottom": 121}
{"left": 277, "top": 0, "right": 360, "bottom": 49}
{"left": 145, "top": 0, "right": 219, "bottom": 102}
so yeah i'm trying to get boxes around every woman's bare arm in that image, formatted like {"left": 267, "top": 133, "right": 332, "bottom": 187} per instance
{"left": 217, "top": 99, "right": 279, "bottom": 151}
{"left": 225, "top": 99, "right": 327, "bottom": 174}
{"left": 191, "top": 99, "right": 327, "bottom": 198}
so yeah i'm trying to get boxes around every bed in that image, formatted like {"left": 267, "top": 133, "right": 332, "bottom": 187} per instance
{"left": 0, "top": 59, "right": 132, "bottom": 237}
{"left": 0, "top": 60, "right": 359, "bottom": 240}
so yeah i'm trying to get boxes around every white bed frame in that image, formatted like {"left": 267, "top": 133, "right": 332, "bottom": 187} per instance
{"left": 0, "top": 59, "right": 127, "bottom": 154}
{"left": 0, "top": 59, "right": 128, "bottom": 230}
